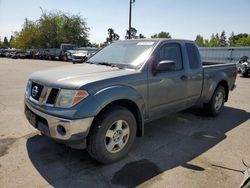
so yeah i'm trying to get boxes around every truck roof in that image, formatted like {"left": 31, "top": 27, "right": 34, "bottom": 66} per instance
{"left": 115, "top": 38, "right": 195, "bottom": 44}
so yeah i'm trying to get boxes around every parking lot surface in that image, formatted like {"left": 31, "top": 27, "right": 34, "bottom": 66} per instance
{"left": 0, "top": 58, "right": 250, "bottom": 188}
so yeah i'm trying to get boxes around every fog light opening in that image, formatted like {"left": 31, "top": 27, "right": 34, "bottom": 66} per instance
{"left": 57, "top": 125, "right": 66, "bottom": 136}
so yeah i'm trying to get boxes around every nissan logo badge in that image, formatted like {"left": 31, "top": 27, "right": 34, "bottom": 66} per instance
{"left": 32, "top": 86, "right": 39, "bottom": 97}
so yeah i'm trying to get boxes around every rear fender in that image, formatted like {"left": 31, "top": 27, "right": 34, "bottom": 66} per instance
{"left": 203, "top": 72, "right": 229, "bottom": 103}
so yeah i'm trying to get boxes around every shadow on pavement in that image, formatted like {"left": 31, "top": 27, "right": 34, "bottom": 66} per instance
{"left": 26, "top": 106, "right": 250, "bottom": 187}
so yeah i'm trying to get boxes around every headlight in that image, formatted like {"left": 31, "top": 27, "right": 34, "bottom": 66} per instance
{"left": 55, "top": 89, "right": 89, "bottom": 108}
{"left": 25, "top": 80, "right": 31, "bottom": 98}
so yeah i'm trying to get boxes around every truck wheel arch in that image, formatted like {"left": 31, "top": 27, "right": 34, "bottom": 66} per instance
{"left": 91, "top": 86, "right": 146, "bottom": 137}
{"left": 92, "top": 99, "right": 144, "bottom": 137}
{"left": 204, "top": 70, "right": 230, "bottom": 104}
{"left": 206, "top": 79, "right": 229, "bottom": 103}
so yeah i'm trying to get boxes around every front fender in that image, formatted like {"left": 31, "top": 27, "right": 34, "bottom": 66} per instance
{"left": 93, "top": 85, "right": 146, "bottom": 115}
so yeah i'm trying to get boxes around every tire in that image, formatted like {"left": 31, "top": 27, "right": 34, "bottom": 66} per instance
{"left": 87, "top": 106, "right": 137, "bottom": 164}
{"left": 204, "top": 86, "right": 226, "bottom": 116}
{"left": 63, "top": 55, "right": 68, "bottom": 62}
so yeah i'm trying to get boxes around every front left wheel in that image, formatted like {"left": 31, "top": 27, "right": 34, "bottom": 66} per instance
{"left": 87, "top": 106, "right": 137, "bottom": 164}
{"left": 63, "top": 55, "right": 68, "bottom": 62}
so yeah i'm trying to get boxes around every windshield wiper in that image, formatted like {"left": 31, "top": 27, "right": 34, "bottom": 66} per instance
{"left": 97, "top": 62, "right": 114, "bottom": 67}
{"left": 94, "top": 61, "right": 124, "bottom": 69}
{"left": 87, "top": 61, "right": 135, "bottom": 69}
{"left": 84, "top": 61, "right": 114, "bottom": 67}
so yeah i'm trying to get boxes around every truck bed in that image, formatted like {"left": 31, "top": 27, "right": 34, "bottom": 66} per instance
{"left": 200, "top": 62, "right": 237, "bottom": 104}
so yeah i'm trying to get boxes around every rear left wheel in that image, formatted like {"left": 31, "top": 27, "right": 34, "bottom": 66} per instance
{"left": 87, "top": 106, "right": 137, "bottom": 164}
{"left": 204, "top": 86, "right": 226, "bottom": 116}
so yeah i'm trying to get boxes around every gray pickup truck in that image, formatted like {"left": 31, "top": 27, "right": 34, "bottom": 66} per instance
{"left": 24, "top": 39, "right": 237, "bottom": 163}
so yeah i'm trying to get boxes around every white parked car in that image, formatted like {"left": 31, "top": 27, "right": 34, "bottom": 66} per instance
{"left": 240, "top": 59, "right": 250, "bottom": 77}
{"left": 72, "top": 50, "right": 88, "bottom": 63}
{"left": 70, "top": 47, "right": 99, "bottom": 64}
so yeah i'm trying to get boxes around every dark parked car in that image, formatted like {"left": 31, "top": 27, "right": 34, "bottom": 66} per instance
{"left": 3, "top": 49, "right": 18, "bottom": 58}
{"left": 10, "top": 51, "right": 30, "bottom": 59}
{"left": 46, "top": 48, "right": 61, "bottom": 60}
{"left": 34, "top": 49, "right": 50, "bottom": 60}
{"left": 25, "top": 49, "right": 38, "bottom": 59}
{"left": 0, "top": 49, "right": 5, "bottom": 57}
{"left": 60, "top": 44, "right": 76, "bottom": 61}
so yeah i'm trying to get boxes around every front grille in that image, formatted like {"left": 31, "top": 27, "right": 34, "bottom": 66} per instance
{"left": 29, "top": 82, "right": 59, "bottom": 106}
{"left": 46, "top": 88, "right": 59, "bottom": 105}
{"left": 73, "top": 56, "right": 83, "bottom": 60}
{"left": 31, "top": 82, "right": 43, "bottom": 101}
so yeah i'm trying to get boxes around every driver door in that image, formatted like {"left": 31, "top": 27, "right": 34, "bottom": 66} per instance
{"left": 148, "top": 43, "right": 188, "bottom": 120}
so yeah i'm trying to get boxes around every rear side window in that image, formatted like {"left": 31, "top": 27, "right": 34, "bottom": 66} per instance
{"left": 156, "top": 43, "right": 183, "bottom": 70}
{"left": 186, "top": 43, "right": 200, "bottom": 69}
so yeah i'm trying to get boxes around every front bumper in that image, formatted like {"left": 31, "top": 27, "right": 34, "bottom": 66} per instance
{"left": 72, "top": 58, "right": 84, "bottom": 63}
{"left": 25, "top": 101, "right": 94, "bottom": 149}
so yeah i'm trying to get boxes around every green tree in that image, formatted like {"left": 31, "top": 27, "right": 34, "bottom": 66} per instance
{"left": 11, "top": 19, "right": 41, "bottom": 49}
{"left": 11, "top": 11, "right": 89, "bottom": 49}
{"left": 3, "top": 37, "right": 9, "bottom": 48}
{"left": 195, "top": 35, "right": 205, "bottom": 47}
{"left": 90, "top": 43, "right": 99, "bottom": 48}
{"left": 209, "top": 33, "right": 220, "bottom": 47}
{"left": 151, "top": 31, "right": 171, "bottom": 38}
{"left": 228, "top": 32, "right": 236, "bottom": 47}
{"left": 235, "top": 35, "right": 250, "bottom": 46}
{"left": 216, "top": 33, "right": 220, "bottom": 40}
{"left": 230, "top": 33, "right": 249, "bottom": 47}
{"left": 219, "top": 30, "right": 228, "bottom": 47}
{"left": 9, "top": 35, "right": 14, "bottom": 48}
{"left": 234, "top": 33, "right": 248, "bottom": 41}
{"left": 106, "top": 28, "right": 120, "bottom": 44}
{"left": 125, "top": 27, "right": 138, "bottom": 39}
{"left": 0, "top": 37, "right": 5, "bottom": 48}
{"left": 38, "top": 11, "right": 89, "bottom": 48}
{"left": 139, "top": 33, "right": 146, "bottom": 39}
{"left": 204, "top": 39, "right": 210, "bottom": 47}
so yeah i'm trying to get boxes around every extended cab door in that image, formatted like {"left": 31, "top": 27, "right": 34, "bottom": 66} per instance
{"left": 148, "top": 42, "right": 188, "bottom": 120}
{"left": 185, "top": 43, "right": 203, "bottom": 106}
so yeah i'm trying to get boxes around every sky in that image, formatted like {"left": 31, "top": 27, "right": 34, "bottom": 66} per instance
{"left": 0, "top": 0, "right": 250, "bottom": 44}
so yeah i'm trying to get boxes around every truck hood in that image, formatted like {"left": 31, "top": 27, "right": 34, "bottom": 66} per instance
{"left": 30, "top": 63, "right": 137, "bottom": 89}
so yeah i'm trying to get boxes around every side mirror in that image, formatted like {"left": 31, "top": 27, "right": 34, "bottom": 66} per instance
{"left": 154, "top": 60, "right": 175, "bottom": 75}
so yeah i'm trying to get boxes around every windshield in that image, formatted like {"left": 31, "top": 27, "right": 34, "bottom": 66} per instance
{"left": 88, "top": 41, "right": 156, "bottom": 69}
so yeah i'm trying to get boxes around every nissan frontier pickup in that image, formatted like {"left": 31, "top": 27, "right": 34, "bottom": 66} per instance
{"left": 25, "top": 39, "right": 237, "bottom": 163}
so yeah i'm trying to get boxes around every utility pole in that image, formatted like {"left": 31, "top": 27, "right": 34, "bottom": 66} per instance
{"left": 128, "top": 0, "right": 135, "bottom": 39}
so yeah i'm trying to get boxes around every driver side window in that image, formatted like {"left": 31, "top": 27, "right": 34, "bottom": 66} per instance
{"left": 156, "top": 43, "right": 183, "bottom": 71}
